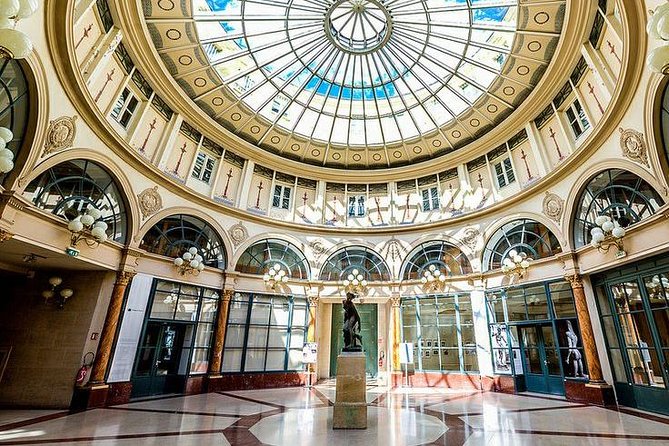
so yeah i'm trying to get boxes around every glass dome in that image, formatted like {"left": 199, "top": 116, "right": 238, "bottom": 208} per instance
{"left": 194, "top": 0, "right": 518, "bottom": 147}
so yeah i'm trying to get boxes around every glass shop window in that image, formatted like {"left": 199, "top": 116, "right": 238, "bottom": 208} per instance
{"left": 421, "top": 186, "right": 439, "bottom": 211}
{"left": 221, "top": 293, "right": 307, "bottom": 373}
{"left": 401, "top": 294, "right": 478, "bottom": 373}
{"left": 565, "top": 99, "right": 590, "bottom": 139}
{"left": 348, "top": 195, "right": 366, "bottom": 217}
{"left": 272, "top": 185, "right": 292, "bottom": 210}
{"left": 110, "top": 87, "right": 139, "bottom": 129}
{"left": 191, "top": 152, "right": 217, "bottom": 184}
{"left": 494, "top": 157, "right": 516, "bottom": 188}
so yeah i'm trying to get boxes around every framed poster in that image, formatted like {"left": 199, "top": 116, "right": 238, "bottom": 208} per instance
{"left": 302, "top": 343, "right": 318, "bottom": 364}
{"left": 0, "top": 346, "right": 11, "bottom": 382}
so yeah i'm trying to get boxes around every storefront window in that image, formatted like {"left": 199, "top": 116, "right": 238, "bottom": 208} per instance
{"left": 147, "top": 280, "right": 219, "bottom": 374}
{"left": 222, "top": 292, "right": 307, "bottom": 373}
{"left": 401, "top": 294, "right": 478, "bottom": 373}
{"left": 486, "top": 281, "right": 586, "bottom": 379}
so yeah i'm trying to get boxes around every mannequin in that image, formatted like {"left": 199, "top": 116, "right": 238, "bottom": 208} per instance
{"left": 565, "top": 320, "right": 586, "bottom": 377}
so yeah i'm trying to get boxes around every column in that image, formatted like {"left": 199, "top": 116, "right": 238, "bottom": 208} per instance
{"left": 235, "top": 160, "right": 255, "bottom": 208}
{"left": 565, "top": 274, "right": 605, "bottom": 384}
{"left": 307, "top": 295, "right": 319, "bottom": 384}
{"left": 390, "top": 295, "right": 401, "bottom": 373}
{"left": 525, "top": 122, "right": 550, "bottom": 176}
{"left": 81, "top": 27, "right": 123, "bottom": 85}
{"left": 208, "top": 289, "right": 233, "bottom": 376}
{"left": 89, "top": 270, "right": 135, "bottom": 384}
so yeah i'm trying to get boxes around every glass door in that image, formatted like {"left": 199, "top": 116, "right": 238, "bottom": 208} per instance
{"left": 519, "top": 324, "right": 564, "bottom": 395}
{"left": 330, "top": 303, "right": 378, "bottom": 378}
{"left": 601, "top": 277, "right": 669, "bottom": 414}
{"left": 131, "top": 322, "right": 189, "bottom": 397}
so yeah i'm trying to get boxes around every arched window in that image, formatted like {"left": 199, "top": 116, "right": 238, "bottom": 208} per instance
{"left": 402, "top": 241, "right": 472, "bottom": 280}
{"left": 483, "top": 219, "right": 562, "bottom": 271}
{"left": 319, "top": 246, "right": 391, "bottom": 282}
{"left": 572, "top": 169, "right": 664, "bottom": 248}
{"left": 24, "top": 159, "right": 129, "bottom": 243}
{"left": 235, "top": 239, "right": 310, "bottom": 279}
{"left": 0, "top": 59, "right": 29, "bottom": 183}
{"left": 140, "top": 215, "right": 226, "bottom": 268}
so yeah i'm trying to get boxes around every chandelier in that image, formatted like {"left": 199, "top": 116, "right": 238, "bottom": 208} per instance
{"left": 342, "top": 268, "right": 368, "bottom": 294}
{"left": 173, "top": 247, "right": 206, "bottom": 275}
{"left": 42, "top": 276, "right": 74, "bottom": 309}
{"left": 263, "top": 263, "right": 289, "bottom": 289}
{"left": 420, "top": 264, "right": 448, "bottom": 292}
{"left": 648, "top": 2, "right": 669, "bottom": 74}
{"left": 0, "top": 0, "right": 37, "bottom": 60}
{"left": 501, "top": 249, "right": 532, "bottom": 279}
{"left": 0, "top": 126, "right": 14, "bottom": 173}
{"left": 590, "top": 215, "right": 626, "bottom": 258}
{"left": 66, "top": 208, "right": 109, "bottom": 254}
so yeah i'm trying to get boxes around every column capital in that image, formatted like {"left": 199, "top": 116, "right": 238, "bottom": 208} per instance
{"left": 0, "top": 229, "right": 13, "bottom": 243}
{"left": 308, "top": 295, "right": 319, "bottom": 307}
{"left": 390, "top": 296, "right": 401, "bottom": 307}
{"left": 116, "top": 270, "right": 136, "bottom": 286}
{"left": 222, "top": 289, "right": 234, "bottom": 302}
{"left": 564, "top": 273, "right": 584, "bottom": 289}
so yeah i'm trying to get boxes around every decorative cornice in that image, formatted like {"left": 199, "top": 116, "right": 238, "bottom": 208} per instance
{"left": 116, "top": 270, "right": 137, "bottom": 285}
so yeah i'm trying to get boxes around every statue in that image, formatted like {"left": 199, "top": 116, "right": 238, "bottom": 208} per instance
{"left": 565, "top": 320, "right": 586, "bottom": 378}
{"left": 342, "top": 292, "right": 363, "bottom": 352}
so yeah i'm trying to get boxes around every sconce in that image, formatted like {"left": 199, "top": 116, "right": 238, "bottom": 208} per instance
{"left": 42, "top": 276, "right": 74, "bottom": 309}
{"left": 420, "top": 264, "right": 448, "bottom": 292}
{"left": 263, "top": 263, "right": 289, "bottom": 289}
{"left": 590, "top": 215, "right": 626, "bottom": 258}
{"left": 501, "top": 249, "right": 532, "bottom": 279}
{"left": 342, "top": 268, "right": 368, "bottom": 294}
{"left": 647, "top": 2, "right": 669, "bottom": 74}
{"left": 0, "top": 126, "right": 14, "bottom": 173}
{"left": 173, "top": 247, "right": 206, "bottom": 275}
{"left": 0, "top": 0, "right": 38, "bottom": 60}
{"left": 67, "top": 207, "right": 109, "bottom": 254}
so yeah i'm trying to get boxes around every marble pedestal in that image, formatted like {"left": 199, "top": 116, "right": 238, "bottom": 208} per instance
{"left": 333, "top": 352, "right": 367, "bottom": 429}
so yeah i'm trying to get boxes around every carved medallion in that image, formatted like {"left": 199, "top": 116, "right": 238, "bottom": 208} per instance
{"left": 309, "top": 239, "right": 327, "bottom": 259}
{"left": 542, "top": 191, "right": 564, "bottom": 223}
{"left": 461, "top": 228, "right": 480, "bottom": 251}
{"left": 619, "top": 128, "right": 649, "bottom": 167}
{"left": 43, "top": 116, "right": 77, "bottom": 156}
{"left": 137, "top": 186, "right": 163, "bottom": 219}
{"left": 229, "top": 221, "right": 248, "bottom": 247}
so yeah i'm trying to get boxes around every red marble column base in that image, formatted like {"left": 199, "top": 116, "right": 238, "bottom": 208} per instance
{"left": 489, "top": 375, "right": 517, "bottom": 394}
{"left": 390, "top": 372, "right": 494, "bottom": 391}
{"left": 565, "top": 380, "right": 616, "bottom": 406}
{"left": 70, "top": 384, "right": 109, "bottom": 412}
{"left": 107, "top": 382, "right": 133, "bottom": 406}
{"left": 207, "top": 372, "right": 307, "bottom": 391}
{"left": 185, "top": 376, "right": 206, "bottom": 395}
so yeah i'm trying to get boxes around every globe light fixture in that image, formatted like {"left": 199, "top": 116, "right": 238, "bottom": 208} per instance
{"left": 589, "top": 215, "right": 626, "bottom": 258}
{"left": 42, "top": 276, "right": 74, "bottom": 309}
{"left": 501, "top": 249, "right": 532, "bottom": 279}
{"left": 263, "top": 263, "right": 290, "bottom": 289}
{"left": 0, "top": 126, "right": 15, "bottom": 173}
{"left": 647, "top": 2, "right": 669, "bottom": 74}
{"left": 173, "top": 246, "right": 206, "bottom": 275}
{"left": 0, "top": 0, "right": 37, "bottom": 60}
{"left": 341, "top": 268, "right": 368, "bottom": 294}
{"left": 66, "top": 207, "right": 109, "bottom": 254}
{"left": 420, "top": 264, "right": 448, "bottom": 292}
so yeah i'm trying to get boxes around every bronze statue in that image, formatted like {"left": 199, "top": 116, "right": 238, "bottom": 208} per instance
{"left": 342, "top": 292, "right": 363, "bottom": 352}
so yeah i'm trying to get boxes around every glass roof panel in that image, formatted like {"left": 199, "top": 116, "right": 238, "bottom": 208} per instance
{"left": 195, "top": 0, "right": 519, "bottom": 146}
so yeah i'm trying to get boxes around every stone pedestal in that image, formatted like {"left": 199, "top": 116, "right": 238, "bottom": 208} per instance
{"left": 333, "top": 352, "right": 367, "bottom": 429}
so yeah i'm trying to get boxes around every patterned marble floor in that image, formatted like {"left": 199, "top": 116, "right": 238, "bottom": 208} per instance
{"left": 1, "top": 384, "right": 669, "bottom": 445}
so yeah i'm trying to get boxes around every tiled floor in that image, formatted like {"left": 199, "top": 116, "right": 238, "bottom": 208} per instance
{"left": 1, "top": 385, "right": 669, "bottom": 445}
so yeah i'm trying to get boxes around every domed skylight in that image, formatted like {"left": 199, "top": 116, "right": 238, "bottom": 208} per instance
{"left": 194, "top": 0, "right": 518, "bottom": 147}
